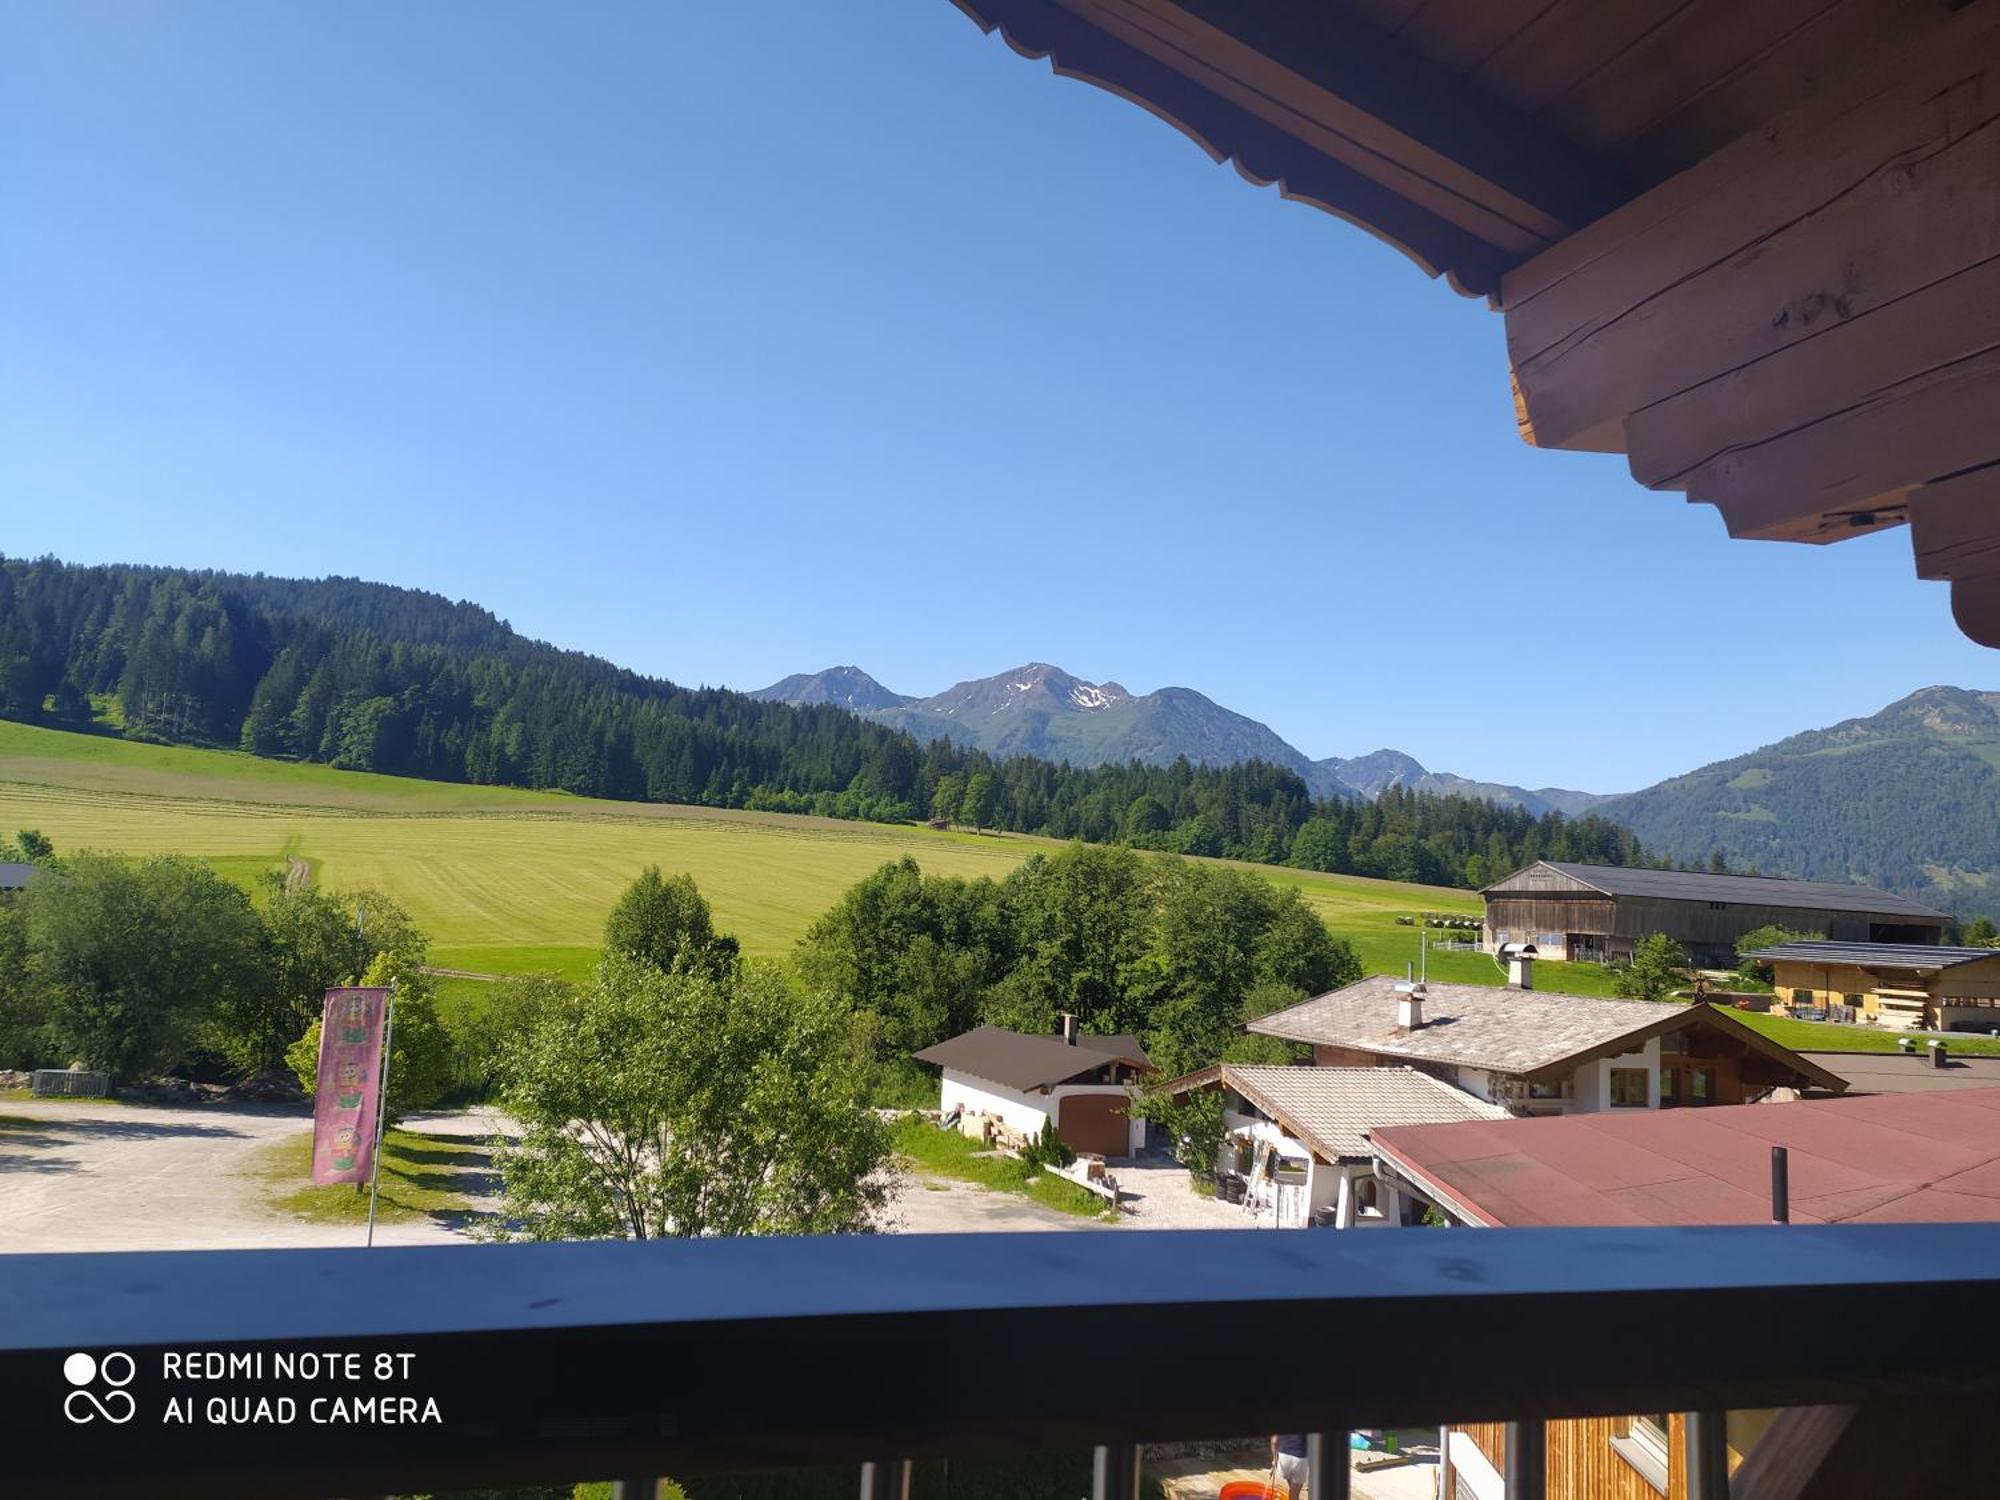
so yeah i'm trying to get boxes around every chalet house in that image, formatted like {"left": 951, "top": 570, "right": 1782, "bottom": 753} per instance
{"left": 1158, "top": 1063, "right": 1509, "bottom": 1229}
{"left": 1482, "top": 860, "right": 1948, "bottom": 966}
{"left": 1247, "top": 975, "right": 1844, "bottom": 1113}
{"left": 1368, "top": 1089, "right": 2000, "bottom": 1500}
{"left": 912, "top": 1020, "right": 1149, "bottom": 1158}
{"left": 1752, "top": 940, "right": 2000, "bottom": 1033}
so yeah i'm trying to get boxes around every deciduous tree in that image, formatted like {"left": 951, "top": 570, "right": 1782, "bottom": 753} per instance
{"left": 603, "top": 867, "right": 739, "bottom": 979}
{"left": 1615, "top": 933, "right": 1691, "bottom": 1004}
{"left": 493, "top": 954, "right": 887, "bottom": 1240}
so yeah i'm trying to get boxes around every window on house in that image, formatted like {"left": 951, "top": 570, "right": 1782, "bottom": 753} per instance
{"left": 1845, "top": 993, "right": 1865, "bottom": 1007}
{"left": 1793, "top": 989, "right": 1814, "bottom": 1006}
{"left": 1693, "top": 1068, "right": 1714, "bottom": 1104}
{"left": 1609, "top": 1414, "right": 1673, "bottom": 1495}
{"left": 1610, "top": 1068, "right": 1649, "bottom": 1107}
{"left": 1659, "top": 1068, "right": 1679, "bottom": 1104}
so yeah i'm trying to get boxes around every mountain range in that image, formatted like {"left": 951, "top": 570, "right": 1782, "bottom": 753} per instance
{"left": 752, "top": 663, "right": 1600, "bottom": 813}
{"left": 755, "top": 665, "right": 2000, "bottom": 913}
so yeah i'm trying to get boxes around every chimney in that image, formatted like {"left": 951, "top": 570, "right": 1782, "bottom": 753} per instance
{"left": 1060, "top": 1013, "right": 1078, "bottom": 1045}
{"left": 1501, "top": 942, "right": 1538, "bottom": 991}
{"left": 1395, "top": 982, "right": 1426, "bottom": 1031}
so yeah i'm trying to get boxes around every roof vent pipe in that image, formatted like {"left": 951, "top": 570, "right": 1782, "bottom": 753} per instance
{"left": 1397, "top": 990, "right": 1425, "bottom": 1030}
{"left": 1499, "top": 942, "right": 1538, "bottom": 991}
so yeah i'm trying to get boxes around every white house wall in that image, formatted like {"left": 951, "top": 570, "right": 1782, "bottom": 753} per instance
{"left": 940, "top": 1075, "right": 1054, "bottom": 1139}
{"left": 1567, "top": 1038, "right": 1661, "bottom": 1113}
{"left": 940, "top": 1073, "right": 1143, "bottom": 1154}
{"left": 1452, "top": 1066, "right": 1496, "bottom": 1103}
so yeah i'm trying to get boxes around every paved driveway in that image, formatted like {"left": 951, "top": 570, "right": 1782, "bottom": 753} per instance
{"left": 0, "top": 1098, "right": 505, "bottom": 1253}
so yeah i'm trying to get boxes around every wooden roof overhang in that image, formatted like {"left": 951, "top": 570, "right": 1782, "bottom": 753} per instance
{"left": 948, "top": 0, "right": 2000, "bottom": 645}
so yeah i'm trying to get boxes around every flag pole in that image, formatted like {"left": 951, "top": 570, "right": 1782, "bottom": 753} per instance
{"left": 365, "top": 980, "right": 397, "bottom": 1248}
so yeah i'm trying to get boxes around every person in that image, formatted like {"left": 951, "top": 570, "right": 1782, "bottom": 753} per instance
{"left": 1270, "top": 1432, "right": 1309, "bottom": 1499}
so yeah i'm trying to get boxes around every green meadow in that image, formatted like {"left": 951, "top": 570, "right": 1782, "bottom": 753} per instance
{"left": 0, "top": 719, "right": 1617, "bottom": 995}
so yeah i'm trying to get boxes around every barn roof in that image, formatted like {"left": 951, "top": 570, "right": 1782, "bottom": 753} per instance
{"left": 1748, "top": 941, "right": 1996, "bottom": 972}
{"left": 1485, "top": 861, "right": 1949, "bottom": 921}
{"left": 1189, "top": 1063, "right": 1510, "bottom": 1162}
{"left": 1373, "top": 1088, "right": 2000, "bottom": 1228}
{"left": 1247, "top": 977, "right": 1845, "bottom": 1091}
{"left": 913, "top": 1025, "right": 1150, "bottom": 1093}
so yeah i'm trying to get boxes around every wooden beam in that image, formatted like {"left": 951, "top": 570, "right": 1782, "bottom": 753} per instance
{"left": 949, "top": 0, "right": 1630, "bottom": 296}
{"left": 1066, "top": 0, "right": 1563, "bottom": 254}
{"left": 1624, "top": 255, "right": 2000, "bottom": 493}
{"left": 1912, "top": 464, "right": 2000, "bottom": 581}
{"left": 1166, "top": 0, "right": 1632, "bottom": 231}
{"left": 1687, "top": 348, "right": 2000, "bottom": 541}
{"left": 1504, "top": 1, "right": 2000, "bottom": 452}
{"left": 1609, "top": 0, "right": 1954, "bottom": 181}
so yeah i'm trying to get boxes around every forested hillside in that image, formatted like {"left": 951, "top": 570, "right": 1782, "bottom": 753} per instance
{"left": 1600, "top": 686, "right": 2000, "bottom": 913}
{"left": 0, "top": 556, "right": 1647, "bottom": 887}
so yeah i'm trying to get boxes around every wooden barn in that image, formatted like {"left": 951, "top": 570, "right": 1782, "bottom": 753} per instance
{"left": 1483, "top": 861, "right": 1948, "bottom": 967}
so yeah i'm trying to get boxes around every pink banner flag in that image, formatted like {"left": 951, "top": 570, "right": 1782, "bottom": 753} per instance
{"left": 310, "top": 987, "right": 390, "bottom": 1185}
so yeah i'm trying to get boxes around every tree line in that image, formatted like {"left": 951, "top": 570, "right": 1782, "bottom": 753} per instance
{"left": 0, "top": 556, "right": 1653, "bottom": 888}
{"left": 0, "top": 833, "right": 459, "bottom": 1115}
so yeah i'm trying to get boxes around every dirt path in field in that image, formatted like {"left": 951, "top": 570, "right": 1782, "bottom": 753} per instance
{"left": 0, "top": 1099, "right": 508, "bottom": 1253}
{"left": 284, "top": 854, "right": 311, "bottom": 893}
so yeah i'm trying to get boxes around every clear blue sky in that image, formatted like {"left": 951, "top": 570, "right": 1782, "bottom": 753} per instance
{"left": 4, "top": 2, "right": 1991, "bottom": 792}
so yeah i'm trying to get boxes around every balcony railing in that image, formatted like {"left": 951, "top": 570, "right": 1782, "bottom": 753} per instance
{"left": 5, "top": 1223, "right": 1999, "bottom": 1498}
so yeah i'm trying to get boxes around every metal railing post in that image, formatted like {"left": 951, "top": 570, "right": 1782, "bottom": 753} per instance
{"left": 1307, "top": 1431, "right": 1350, "bottom": 1500}
{"left": 1093, "top": 1442, "right": 1143, "bottom": 1500}
{"left": 1504, "top": 1419, "right": 1545, "bottom": 1500}
{"left": 1685, "top": 1411, "right": 1729, "bottom": 1500}
{"left": 859, "top": 1459, "right": 911, "bottom": 1500}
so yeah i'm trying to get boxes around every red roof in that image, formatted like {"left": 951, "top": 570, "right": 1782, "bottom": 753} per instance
{"left": 1371, "top": 1089, "right": 2000, "bottom": 1228}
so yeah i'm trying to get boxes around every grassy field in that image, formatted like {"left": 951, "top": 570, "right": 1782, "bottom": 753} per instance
{"left": 0, "top": 718, "right": 1617, "bottom": 994}
{"left": 1722, "top": 1007, "right": 2000, "bottom": 1057}
{"left": 243, "top": 1125, "right": 495, "bottom": 1225}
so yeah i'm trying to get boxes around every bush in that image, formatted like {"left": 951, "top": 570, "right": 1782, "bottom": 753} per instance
{"left": 1020, "top": 1117, "right": 1075, "bottom": 1171}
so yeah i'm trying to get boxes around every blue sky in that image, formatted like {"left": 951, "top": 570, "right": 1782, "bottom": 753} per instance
{"left": 4, "top": 2, "right": 1992, "bottom": 792}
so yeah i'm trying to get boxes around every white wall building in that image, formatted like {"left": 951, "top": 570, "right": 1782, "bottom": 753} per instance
{"left": 915, "top": 1022, "right": 1151, "bottom": 1158}
{"left": 1165, "top": 1063, "right": 1511, "bottom": 1230}
{"left": 1247, "top": 975, "right": 1843, "bottom": 1116}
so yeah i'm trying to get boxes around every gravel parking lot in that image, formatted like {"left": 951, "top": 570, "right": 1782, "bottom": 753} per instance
{"left": 0, "top": 1098, "right": 504, "bottom": 1253}
{"left": 1, "top": 1101, "right": 1260, "bottom": 1250}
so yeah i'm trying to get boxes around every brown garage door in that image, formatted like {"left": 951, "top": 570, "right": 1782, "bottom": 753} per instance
{"left": 1057, "top": 1094, "right": 1127, "bottom": 1158}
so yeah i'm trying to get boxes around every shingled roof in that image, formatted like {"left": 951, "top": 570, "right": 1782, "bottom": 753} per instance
{"left": 1247, "top": 976, "right": 1845, "bottom": 1092}
{"left": 1209, "top": 1064, "right": 1510, "bottom": 1162}
{"left": 912, "top": 1026, "right": 1149, "bottom": 1094}
{"left": 1748, "top": 941, "right": 1997, "bottom": 972}
{"left": 1248, "top": 976, "right": 1705, "bottom": 1076}
{"left": 1486, "top": 861, "right": 1948, "bottom": 920}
